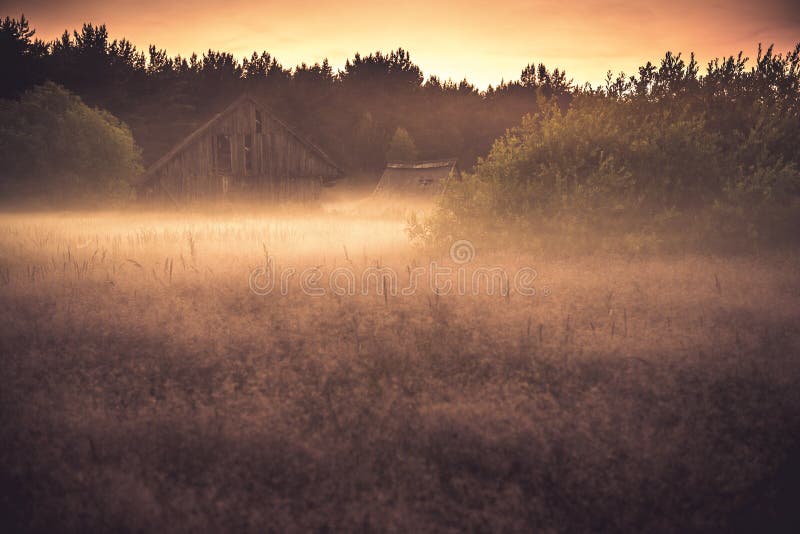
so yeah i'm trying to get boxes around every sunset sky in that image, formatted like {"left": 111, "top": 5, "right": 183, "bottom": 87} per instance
{"left": 2, "top": 0, "right": 799, "bottom": 88}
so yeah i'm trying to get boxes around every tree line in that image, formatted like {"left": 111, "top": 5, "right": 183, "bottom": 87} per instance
{"left": 2, "top": 13, "right": 798, "bottom": 239}
{"left": 413, "top": 43, "right": 800, "bottom": 253}
{"left": 0, "top": 15, "right": 573, "bottom": 172}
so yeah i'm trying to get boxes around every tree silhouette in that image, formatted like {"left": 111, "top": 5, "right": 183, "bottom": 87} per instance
{"left": 0, "top": 16, "right": 797, "bottom": 180}
{"left": 0, "top": 15, "right": 46, "bottom": 98}
{"left": 386, "top": 127, "right": 418, "bottom": 162}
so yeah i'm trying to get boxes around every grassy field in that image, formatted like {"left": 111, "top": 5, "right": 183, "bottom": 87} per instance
{"left": 1, "top": 206, "right": 799, "bottom": 532}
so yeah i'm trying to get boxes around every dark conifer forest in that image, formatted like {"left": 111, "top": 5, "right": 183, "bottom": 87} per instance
{"left": 0, "top": 15, "right": 605, "bottom": 171}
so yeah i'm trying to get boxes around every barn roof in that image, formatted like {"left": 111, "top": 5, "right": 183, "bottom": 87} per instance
{"left": 135, "top": 93, "right": 341, "bottom": 186}
{"left": 373, "top": 159, "right": 459, "bottom": 200}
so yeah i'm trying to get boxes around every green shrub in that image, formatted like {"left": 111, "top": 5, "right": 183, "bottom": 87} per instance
{"left": 413, "top": 93, "right": 799, "bottom": 255}
{"left": 0, "top": 82, "right": 142, "bottom": 204}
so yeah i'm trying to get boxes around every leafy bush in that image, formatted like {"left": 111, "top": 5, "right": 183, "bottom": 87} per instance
{"left": 414, "top": 48, "right": 800, "bottom": 254}
{"left": 0, "top": 82, "right": 142, "bottom": 204}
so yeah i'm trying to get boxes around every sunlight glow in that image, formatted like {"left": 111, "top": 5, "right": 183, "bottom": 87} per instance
{"left": 4, "top": 0, "right": 799, "bottom": 88}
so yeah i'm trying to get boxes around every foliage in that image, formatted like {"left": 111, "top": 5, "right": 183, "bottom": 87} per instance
{"left": 0, "top": 82, "right": 142, "bottom": 203}
{"left": 386, "top": 126, "right": 418, "bottom": 161}
{"left": 416, "top": 45, "right": 800, "bottom": 254}
{"left": 1, "top": 16, "right": 797, "bottom": 243}
{"left": 0, "top": 17, "right": 571, "bottom": 171}
{"left": 0, "top": 15, "right": 47, "bottom": 98}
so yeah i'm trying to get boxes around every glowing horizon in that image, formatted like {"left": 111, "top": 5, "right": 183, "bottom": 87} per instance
{"left": 2, "top": 0, "right": 799, "bottom": 89}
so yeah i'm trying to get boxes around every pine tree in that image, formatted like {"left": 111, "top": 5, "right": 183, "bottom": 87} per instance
{"left": 386, "top": 127, "right": 418, "bottom": 162}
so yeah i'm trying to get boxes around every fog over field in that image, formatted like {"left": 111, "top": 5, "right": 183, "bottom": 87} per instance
{"left": 1, "top": 206, "right": 799, "bottom": 531}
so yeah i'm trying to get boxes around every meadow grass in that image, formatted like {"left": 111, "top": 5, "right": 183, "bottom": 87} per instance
{"left": 1, "top": 207, "right": 799, "bottom": 532}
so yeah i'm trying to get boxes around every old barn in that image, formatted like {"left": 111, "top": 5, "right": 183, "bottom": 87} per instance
{"left": 136, "top": 94, "right": 341, "bottom": 202}
{"left": 373, "top": 159, "right": 460, "bottom": 201}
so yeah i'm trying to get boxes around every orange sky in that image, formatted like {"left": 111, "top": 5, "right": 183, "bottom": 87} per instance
{"left": 2, "top": 0, "right": 799, "bottom": 88}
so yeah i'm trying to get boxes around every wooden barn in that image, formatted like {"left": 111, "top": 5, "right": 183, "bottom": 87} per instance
{"left": 373, "top": 159, "right": 460, "bottom": 201}
{"left": 135, "top": 94, "right": 341, "bottom": 202}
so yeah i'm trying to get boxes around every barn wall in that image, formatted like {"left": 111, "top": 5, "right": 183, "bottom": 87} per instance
{"left": 144, "top": 99, "right": 339, "bottom": 202}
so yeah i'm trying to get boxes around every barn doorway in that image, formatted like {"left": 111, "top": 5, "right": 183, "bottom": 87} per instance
{"left": 215, "top": 134, "right": 232, "bottom": 172}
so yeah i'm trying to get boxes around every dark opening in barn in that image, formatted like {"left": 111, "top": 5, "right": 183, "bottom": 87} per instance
{"left": 215, "top": 135, "right": 232, "bottom": 173}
